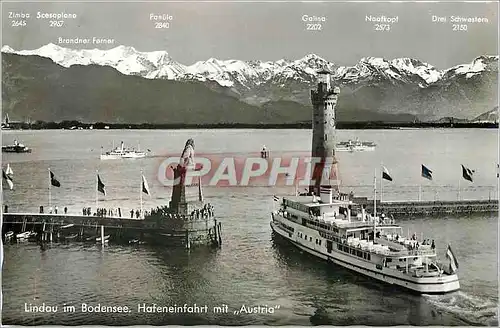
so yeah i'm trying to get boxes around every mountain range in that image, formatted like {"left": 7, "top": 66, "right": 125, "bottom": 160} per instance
{"left": 2, "top": 44, "right": 498, "bottom": 123}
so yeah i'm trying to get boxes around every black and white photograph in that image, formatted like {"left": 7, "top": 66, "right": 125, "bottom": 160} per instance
{"left": 1, "top": 0, "right": 498, "bottom": 326}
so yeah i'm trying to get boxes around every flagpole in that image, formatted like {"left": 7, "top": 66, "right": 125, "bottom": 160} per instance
{"left": 418, "top": 182, "right": 422, "bottom": 202}
{"left": 380, "top": 163, "right": 383, "bottom": 203}
{"left": 96, "top": 170, "right": 100, "bottom": 212}
{"left": 373, "top": 168, "right": 377, "bottom": 218}
{"left": 48, "top": 168, "right": 51, "bottom": 208}
{"left": 458, "top": 174, "right": 461, "bottom": 201}
{"left": 140, "top": 170, "right": 144, "bottom": 219}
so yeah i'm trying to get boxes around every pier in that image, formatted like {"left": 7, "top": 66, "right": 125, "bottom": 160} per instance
{"left": 2, "top": 210, "right": 222, "bottom": 247}
{"left": 1, "top": 138, "right": 223, "bottom": 248}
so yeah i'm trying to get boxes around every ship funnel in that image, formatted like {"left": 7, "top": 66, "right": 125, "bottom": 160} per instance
{"left": 320, "top": 186, "right": 333, "bottom": 204}
{"left": 361, "top": 205, "right": 366, "bottom": 222}
{"left": 347, "top": 205, "right": 351, "bottom": 222}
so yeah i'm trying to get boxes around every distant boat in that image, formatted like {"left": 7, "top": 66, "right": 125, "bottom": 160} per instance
{"left": 128, "top": 239, "right": 145, "bottom": 244}
{"left": 261, "top": 145, "right": 269, "bottom": 159}
{"left": 2, "top": 140, "right": 32, "bottom": 153}
{"left": 100, "top": 141, "right": 148, "bottom": 160}
{"left": 96, "top": 235, "right": 110, "bottom": 243}
{"left": 63, "top": 233, "right": 78, "bottom": 240}
{"left": 16, "top": 231, "right": 31, "bottom": 240}
{"left": 336, "top": 138, "right": 376, "bottom": 152}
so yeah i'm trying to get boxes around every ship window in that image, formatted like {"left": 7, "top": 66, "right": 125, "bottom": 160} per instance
{"left": 319, "top": 240, "right": 322, "bottom": 246}
{"left": 305, "top": 235, "right": 307, "bottom": 239}
{"left": 309, "top": 237, "right": 312, "bottom": 242}
{"left": 367, "top": 254, "right": 371, "bottom": 260}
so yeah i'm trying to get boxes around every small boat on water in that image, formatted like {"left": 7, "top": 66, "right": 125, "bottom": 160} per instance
{"left": 16, "top": 231, "right": 32, "bottom": 240}
{"left": 96, "top": 235, "right": 110, "bottom": 243}
{"left": 100, "top": 141, "right": 149, "bottom": 160}
{"left": 63, "top": 233, "right": 79, "bottom": 240}
{"left": 128, "top": 239, "right": 146, "bottom": 245}
{"left": 61, "top": 224, "right": 75, "bottom": 229}
{"left": 336, "top": 138, "right": 376, "bottom": 152}
{"left": 2, "top": 140, "right": 32, "bottom": 153}
{"left": 261, "top": 145, "right": 270, "bottom": 159}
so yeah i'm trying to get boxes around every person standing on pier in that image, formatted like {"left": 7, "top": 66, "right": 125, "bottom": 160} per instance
{"left": 64, "top": 207, "right": 67, "bottom": 215}
{"left": 55, "top": 206, "right": 58, "bottom": 214}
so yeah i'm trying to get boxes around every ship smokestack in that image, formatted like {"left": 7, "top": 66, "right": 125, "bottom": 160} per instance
{"left": 320, "top": 186, "right": 333, "bottom": 204}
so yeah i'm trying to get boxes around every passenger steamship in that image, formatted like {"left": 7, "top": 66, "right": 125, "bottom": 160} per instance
{"left": 270, "top": 187, "right": 460, "bottom": 294}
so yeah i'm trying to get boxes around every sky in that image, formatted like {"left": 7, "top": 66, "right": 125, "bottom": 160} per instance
{"left": 1, "top": 0, "right": 498, "bottom": 68}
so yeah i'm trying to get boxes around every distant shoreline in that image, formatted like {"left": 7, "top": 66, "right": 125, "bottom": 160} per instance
{"left": 1, "top": 121, "right": 498, "bottom": 130}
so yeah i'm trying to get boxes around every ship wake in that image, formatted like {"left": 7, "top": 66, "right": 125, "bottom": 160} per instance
{"left": 425, "top": 291, "right": 498, "bottom": 326}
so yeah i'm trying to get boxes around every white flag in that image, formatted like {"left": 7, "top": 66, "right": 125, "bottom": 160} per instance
{"left": 3, "top": 169, "right": 13, "bottom": 190}
{"left": 142, "top": 175, "right": 151, "bottom": 196}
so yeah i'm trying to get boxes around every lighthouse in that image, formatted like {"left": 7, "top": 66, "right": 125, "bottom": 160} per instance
{"left": 309, "top": 70, "right": 340, "bottom": 196}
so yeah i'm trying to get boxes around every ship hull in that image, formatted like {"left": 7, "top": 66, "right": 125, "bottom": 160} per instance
{"left": 2, "top": 146, "right": 32, "bottom": 153}
{"left": 100, "top": 153, "right": 146, "bottom": 160}
{"left": 270, "top": 219, "right": 459, "bottom": 294}
{"left": 335, "top": 146, "right": 375, "bottom": 152}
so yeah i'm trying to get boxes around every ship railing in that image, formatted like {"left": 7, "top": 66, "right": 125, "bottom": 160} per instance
{"left": 388, "top": 249, "right": 436, "bottom": 257}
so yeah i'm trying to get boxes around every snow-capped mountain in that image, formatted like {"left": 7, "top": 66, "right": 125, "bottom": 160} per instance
{"left": 2, "top": 43, "right": 498, "bottom": 119}
{"left": 334, "top": 57, "right": 443, "bottom": 87}
{"left": 1, "top": 43, "right": 463, "bottom": 91}
{"left": 472, "top": 107, "right": 498, "bottom": 123}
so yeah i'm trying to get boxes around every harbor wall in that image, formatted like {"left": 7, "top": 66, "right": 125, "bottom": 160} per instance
{"left": 353, "top": 198, "right": 498, "bottom": 216}
{"left": 1, "top": 212, "right": 221, "bottom": 247}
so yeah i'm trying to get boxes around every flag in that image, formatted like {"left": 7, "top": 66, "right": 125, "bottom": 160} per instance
{"left": 273, "top": 195, "right": 280, "bottom": 202}
{"left": 97, "top": 175, "right": 106, "bottom": 195}
{"left": 50, "top": 171, "right": 61, "bottom": 187}
{"left": 2, "top": 169, "right": 13, "bottom": 190}
{"left": 382, "top": 166, "right": 393, "bottom": 181}
{"left": 461, "top": 165, "right": 474, "bottom": 182}
{"left": 446, "top": 245, "right": 459, "bottom": 273}
{"left": 421, "top": 164, "right": 433, "bottom": 180}
{"left": 142, "top": 175, "right": 150, "bottom": 196}
{"left": 6, "top": 163, "right": 13, "bottom": 176}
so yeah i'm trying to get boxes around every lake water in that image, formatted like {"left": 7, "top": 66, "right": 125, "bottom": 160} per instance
{"left": 1, "top": 128, "right": 498, "bottom": 325}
